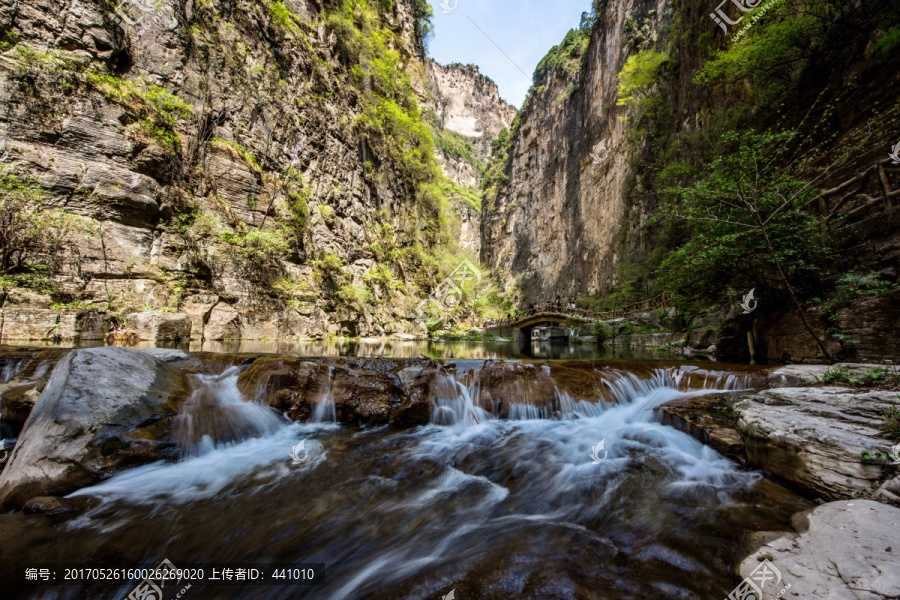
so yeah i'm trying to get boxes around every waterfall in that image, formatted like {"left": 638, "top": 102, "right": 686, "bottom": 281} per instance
{"left": 1, "top": 357, "right": 26, "bottom": 384}
{"left": 0, "top": 414, "right": 14, "bottom": 459}
{"left": 173, "top": 366, "right": 286, "bottom": 456}
{"left": 33, "top": 360, "right": 52, "bottom": 379}
{"left": 430, "top": 373, "right": 491, "bottom": 426}
{"left": 311, "top": 366, "right": 337, "bottom": 423}
{"left": 498, "top": 366, "right": 755, "bottom": 424}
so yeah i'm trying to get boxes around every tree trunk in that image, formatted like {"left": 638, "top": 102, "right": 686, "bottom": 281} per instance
{"left": 758, "top": 222, "right": 833, "bottom": 361}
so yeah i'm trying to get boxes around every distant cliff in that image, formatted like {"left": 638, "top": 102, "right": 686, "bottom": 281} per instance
{"left": 428, "top": 60, "right": 516, "bottom": 253}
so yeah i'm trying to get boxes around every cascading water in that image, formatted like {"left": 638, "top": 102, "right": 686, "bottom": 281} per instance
{"left": 0, "top": 357, "right": 25, "bottom": 384}
{"left": 173, "top": 365, "right": 286, "bottom": 456}
{"left": 311, "top": 366, "right": 337, "bottom": 423}
{"left": 5, "top": 360, "right": 809, "bottom": 600}
{"left": 32, "top": 360, "right": 52, "bottom": 379}
{"left": 0, "top": 415, "right": 14, "bottom": 457}
{"left": 430, "top": 371, "right": 491, "bottom": 426}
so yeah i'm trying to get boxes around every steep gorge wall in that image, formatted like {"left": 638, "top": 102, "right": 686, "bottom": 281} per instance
{"left": 428, "top": 60, "right": 516, "bottom": 254}
{"left": 481, "top": 0, "right": 900, "bottom": 314}
{"left": 0, "top": 0, "right": 511, "bottom": 342}
{"left": 481, "top": 0, "right": 669, "bottom": 303}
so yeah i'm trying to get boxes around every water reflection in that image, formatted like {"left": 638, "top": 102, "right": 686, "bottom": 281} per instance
{"left": 25, "top": 338, "right": 697, "bottom": 361}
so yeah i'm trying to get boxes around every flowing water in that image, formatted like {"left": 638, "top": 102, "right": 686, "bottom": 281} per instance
{"left": 311, "top": 366, "right": 337, "bottom": 424}
{"left": 0, "top": 361, "right": 810, "bottom": 600}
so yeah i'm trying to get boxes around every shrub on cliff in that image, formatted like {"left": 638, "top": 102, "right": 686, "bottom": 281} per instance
{"left": 0, "top": 173, "right": 95, "bottom": 288}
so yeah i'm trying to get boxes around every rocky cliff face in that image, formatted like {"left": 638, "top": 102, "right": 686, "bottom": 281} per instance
{"left": 0, "top": 0, "right": 512, "bottom": 342}
{"left": 481, "top": 0, "right": 900, "bottom": 312}
{"left": 428, "top": 60, "right": 516, "bottom": 254}
{"left": 481, "top": 0, "right": 666, "bottom": 302}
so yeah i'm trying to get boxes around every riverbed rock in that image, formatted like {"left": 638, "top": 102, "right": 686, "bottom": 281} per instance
{"left": 736, "top": 500, "right": 900, "bottom": 599}
{"left": 123, "top": 311, "right": 192, "bottom": 341}
{"left": 389, "top": 365, "right": 438, "bottom": 428}
{"left": 656, "top": 394, "right": 747, "bottom": 461}
{"left": 0, "top": 347, "right": 190, "bottom": 510}
{"left": 766, "top": 363, "right": 880, "bottom": 388}
{"left": 0, "top": 347, "right": 70, "bottom": 427}
{"left": 734, "top": 387, "right": 894, "bottom": 499}
{"left": 660, "top": 384, "right": 898, "bottom": 500}
{"left": 876, "top": 476, "right": 900, "bottom": 502}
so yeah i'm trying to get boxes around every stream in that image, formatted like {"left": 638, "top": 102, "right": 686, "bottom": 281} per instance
{"left": 0, "top": 356, "right": 811, "bottom": 600}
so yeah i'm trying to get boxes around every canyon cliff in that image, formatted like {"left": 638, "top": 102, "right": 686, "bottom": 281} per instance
{"left": 0, "top": 0, "right": 513, "bottom": 342}
{"left": 480, "top": 0, "right": 900, "bottom": 361}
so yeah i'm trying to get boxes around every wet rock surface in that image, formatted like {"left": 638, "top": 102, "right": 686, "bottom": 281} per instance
{"left": 659, "top": 365, "right": 900, "bottom": 500}
{"left": 0, "top": 347, "right": 70, "bottom": 428}
{"left": 0, "top": 347, "right": 189, "bottom": 509}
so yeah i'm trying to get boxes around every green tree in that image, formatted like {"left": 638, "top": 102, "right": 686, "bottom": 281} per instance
{"left": 660, "top": 131, "right": 833, "bottom": 359}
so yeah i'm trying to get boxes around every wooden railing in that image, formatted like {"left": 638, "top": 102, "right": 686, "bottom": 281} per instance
{"left": 815, "top": 157, "right": 898, "bottom": 225}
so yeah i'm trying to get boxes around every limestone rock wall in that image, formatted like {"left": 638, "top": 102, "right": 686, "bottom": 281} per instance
{"left": 427, "top": 61, "right": 516, "bottom": 254}
{"left": 481, "top": 0, "right": 671, "bottom": 303}
{"left": 0, "top": 0, "right": 512, "bottom": 342}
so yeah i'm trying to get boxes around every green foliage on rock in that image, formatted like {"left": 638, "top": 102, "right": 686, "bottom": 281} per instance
{"left": 616, "top": 50, "right": 669, "bottom": 107}
{"left": 434, "top": 129, "right": 481, "bottom": 168}
{"left": 0, "top": 172, "right": 95, "bottom": 287}
{"left": 534, "top": 25, "right": 591, "bottom": 82}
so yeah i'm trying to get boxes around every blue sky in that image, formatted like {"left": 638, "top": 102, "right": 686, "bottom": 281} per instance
{"left": 426, "top": 0, "right": 592, "bottom": 108}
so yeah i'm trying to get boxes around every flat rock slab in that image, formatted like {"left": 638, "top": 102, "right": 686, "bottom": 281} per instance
{"left": 659, "top": 385, "right": 898, "bottom": 500}
{"left": 735, "top": 387, "right": 895, "bottom": 499}
{"left": 739, "top": 500, "right": 900, "bottom": 599}
{"left": 766, "top": 363, "right": 896, "bottom": 388}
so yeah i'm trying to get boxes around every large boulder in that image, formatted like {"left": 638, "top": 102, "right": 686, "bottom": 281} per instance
{"left": 204, "top": 303, "right": 242, "bottom": 340}
{"left": 659, "top": 384, "right": 898, "bottom": 500}
{"left": 179, "top": 293, "right": 220, "bottom": 340}
{"left": 736, "top": 500, "right": 900, "bottom": 599}
{"left": 0, "top": 347, "right": 189, "bottom": 509}
{"left": 124, "top": 311, "right": 192, "bottom": 341}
